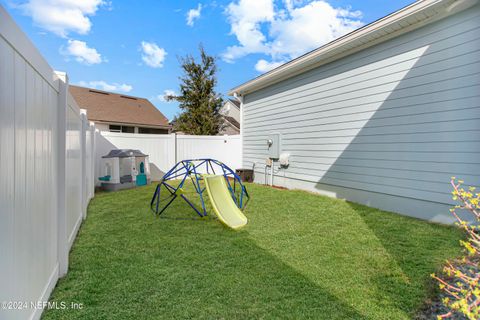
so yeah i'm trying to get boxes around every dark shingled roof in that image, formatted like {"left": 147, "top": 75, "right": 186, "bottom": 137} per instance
{"left": 228, "top": 98, "right": 241, "bottom": 108}
{"left": 224, "top": 116, "right": 240, "bottom": 129}
{"left": 69, "top": 85, "right": 170, "bottom": 128}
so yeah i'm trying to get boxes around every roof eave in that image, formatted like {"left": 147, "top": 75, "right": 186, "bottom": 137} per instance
{"left": 228, "top": 0, "right": 477, "bottom": 96}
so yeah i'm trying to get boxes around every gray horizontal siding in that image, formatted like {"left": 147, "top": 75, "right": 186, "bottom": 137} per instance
{"left": 242, "top": 5, "right": 480, "bottom": 222}
{"left": 244, "top": 9, "right": 480, "bottom": 105}
{"left": 244, "top": 51, "right": 480, "bottom": 121}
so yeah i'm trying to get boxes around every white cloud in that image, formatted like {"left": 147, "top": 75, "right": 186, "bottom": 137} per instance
{"left": 157, "top": 89, "right": 177, "bottom": 102}
{"left": 254, "top": 59, "right": 285, "bottom": 72}
{"left": 223, "top": 0, "right": 275, "bottom": 62}
{"left": 140, "top": 41, "right": 167, "bottom": 68}
{"left": 223, "top": 0, "right": 363, "bottom": 70}
{"left": 16, "top": 0, "right": 106, "bottom": 37}
{"left": 77, "top": 81, "right": 133, "bottom": 93}
{"left": 268, "top": 1, "right": 363, "bottom": 59}
{"left": 186, "top": 4, "right": 202, "bottom": 26}
{"left": 62, "top": 40, "right": 103, "bottom": 65}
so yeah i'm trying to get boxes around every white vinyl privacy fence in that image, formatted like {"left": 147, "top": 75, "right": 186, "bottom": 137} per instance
{"left": 96, "top": 132, "right": 242, "bottom": 182}
{"left": 0, "top": 7, "right": 96, "bottom": 320}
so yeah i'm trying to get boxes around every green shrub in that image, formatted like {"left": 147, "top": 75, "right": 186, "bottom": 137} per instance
{"left": 431, "top": 178, "right": 480, "bottom": 319}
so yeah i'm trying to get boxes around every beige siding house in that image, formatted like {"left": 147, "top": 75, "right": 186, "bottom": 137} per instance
{"left": 219, "top": 99, "right": 240, "bottom": 135}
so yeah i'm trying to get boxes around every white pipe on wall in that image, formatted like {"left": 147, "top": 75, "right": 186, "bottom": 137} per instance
{"left": 270, "top": 162, "right": 274, "bottom": 186}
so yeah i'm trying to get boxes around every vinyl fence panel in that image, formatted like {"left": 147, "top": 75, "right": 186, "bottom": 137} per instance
{"left": 95, "top": 132, "right": 242, "bottom": 183}
{"left": 0, "top": 9, "right": 60, "bottom": 320}
{"left": 176, "top": 135, "right": 242, "bottom": 173}
{"left": 96, "top": 132, "right": 175, "bottom": 181}
{"left": 65, "top": 94, "right": 83, "bottom": 250}
{"left": 85, "top": 122, "right": 95, "bottom": 202}
{"left": 0, "top": 7, "right": 96, "bottom": 320}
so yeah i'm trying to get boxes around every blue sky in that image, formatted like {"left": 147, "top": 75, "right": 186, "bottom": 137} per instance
{"left": 2, "top": 0, "right": 414, "bottom": 120}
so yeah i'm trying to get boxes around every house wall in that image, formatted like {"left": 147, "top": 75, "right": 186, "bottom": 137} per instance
{"left": 222, "top": 100, "right": 240, "bottom": 121}
{"left": 219, "top": 101, "right": 240, "bottom": 135}
{"left": 94, "top": 122, "right": 109, "bottom": 131}
{"left": 94, "top": 122, "right": 169, "bottom": 134}
{"left": 242, "top": 5, "right": 480, "bottom": 223}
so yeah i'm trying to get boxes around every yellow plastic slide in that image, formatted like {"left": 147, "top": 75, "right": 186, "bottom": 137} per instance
{"left": 204, "top": 175, "right": 248, "bottom": 229}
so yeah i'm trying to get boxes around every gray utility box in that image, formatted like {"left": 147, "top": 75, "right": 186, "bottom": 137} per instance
{"left": 267, "top": 133, "right": 280, "bottom": 159}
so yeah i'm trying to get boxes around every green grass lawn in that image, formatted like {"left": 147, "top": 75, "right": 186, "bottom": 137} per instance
{"left": 43, "top": 182, "right": 462, "bottom": 319}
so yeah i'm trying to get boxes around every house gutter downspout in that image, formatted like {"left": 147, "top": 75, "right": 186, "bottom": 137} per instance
{"left": 233, "top": 93, "right": 244, "bottom": 170}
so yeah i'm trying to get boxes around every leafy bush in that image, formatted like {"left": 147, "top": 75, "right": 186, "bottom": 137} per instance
{"left": 431, "top": 178, "right": 480, "bottom": 319}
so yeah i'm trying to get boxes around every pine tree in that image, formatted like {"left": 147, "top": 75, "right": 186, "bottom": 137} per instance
{"left": 168, "top": 46, "right": 224, "bottom": 135}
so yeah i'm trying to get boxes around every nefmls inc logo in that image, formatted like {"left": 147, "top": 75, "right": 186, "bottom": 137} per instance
{"left": 32, "top": 301, "right": 84, "bottom": 310}
{"left": 33, "top": 301, "right": 66, "bottom": 310}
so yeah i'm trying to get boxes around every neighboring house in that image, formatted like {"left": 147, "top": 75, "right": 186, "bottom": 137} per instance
{"left": 220, "top": 99, "right": 240, "bottom": 135}
{"left": 70, "top": 85, "right": 171, "bottom": 134}
{"left": 170, "top": 98, "right": 241, "bottom": 135}
{"left": 229, "top": 0, "right": 480, "bottom": 224}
